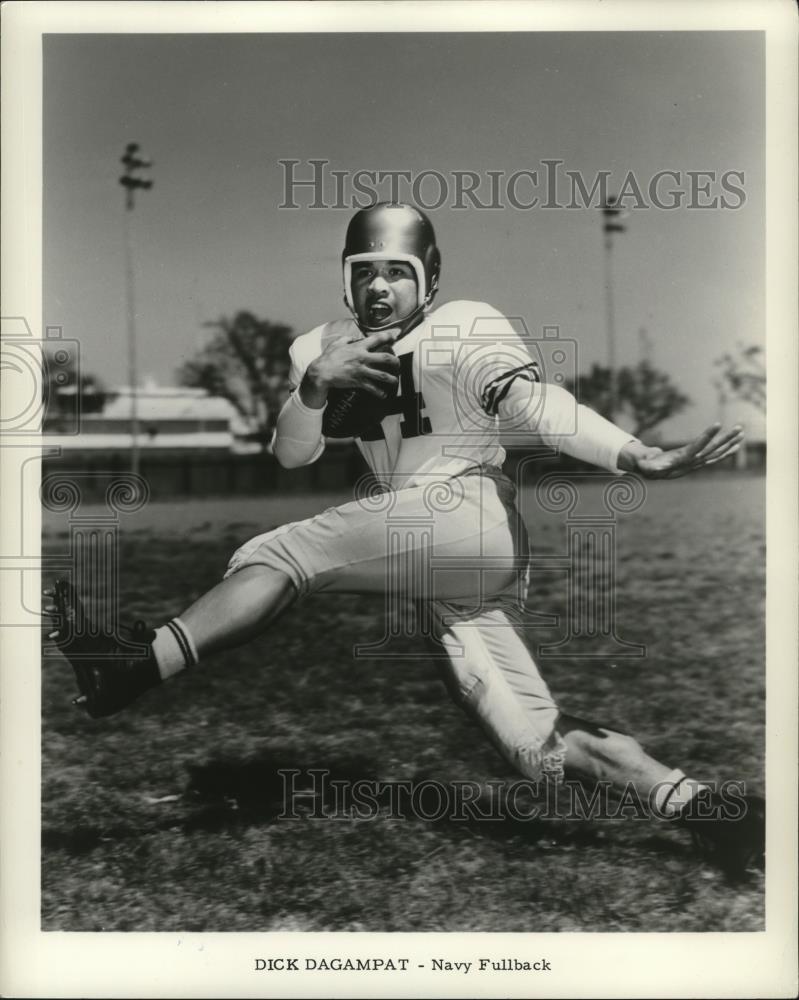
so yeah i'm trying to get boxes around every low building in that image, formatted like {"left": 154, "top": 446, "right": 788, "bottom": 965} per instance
{"left": 43, "top": 384, "right": 242, "bottom": 452}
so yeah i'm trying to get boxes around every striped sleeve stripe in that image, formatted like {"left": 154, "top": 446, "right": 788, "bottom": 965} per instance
{"left": 659, "top": 774, "right": 686, "bottom": 814}
{"left": 491, "top": 370, "right": 539, "bottom": 414}
{"left": 481, "top": 362, "right": 541, "bottom": 416}
{"left": 166, "top": 619, "right": 197, "bottom": 668}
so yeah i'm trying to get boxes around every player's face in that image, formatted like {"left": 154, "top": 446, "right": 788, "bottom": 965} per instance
{"left": 350, "top": 259, "right": 418, "bottom": 329}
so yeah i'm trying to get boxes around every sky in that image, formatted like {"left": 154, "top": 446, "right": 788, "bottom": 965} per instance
{"left": 43, "top": 30, "right": 765, "bottom": 438}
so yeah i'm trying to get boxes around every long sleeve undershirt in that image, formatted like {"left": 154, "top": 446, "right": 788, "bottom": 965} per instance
{"left": 272, "top": 387, "right": 326, "bottom": 468}
{"left": 497, "top": 378, "right": 636, "bottom": 473}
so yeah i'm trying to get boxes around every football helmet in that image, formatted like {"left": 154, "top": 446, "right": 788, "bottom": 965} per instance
{"left": 342, "top": 202, "right": 441, "bottom": 332}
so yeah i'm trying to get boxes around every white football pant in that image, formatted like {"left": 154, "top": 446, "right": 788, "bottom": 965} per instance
{"left": 224, "top": 469, "right": 566, "bottom": 780}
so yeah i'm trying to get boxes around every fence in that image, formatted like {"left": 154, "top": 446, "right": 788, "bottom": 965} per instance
{"left": 40, "top": 440, "right": 765, "bottom": 502}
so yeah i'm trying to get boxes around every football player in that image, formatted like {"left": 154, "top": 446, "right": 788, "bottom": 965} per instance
{"left": 45, "top": 202, "right": 763, "bottom": 876}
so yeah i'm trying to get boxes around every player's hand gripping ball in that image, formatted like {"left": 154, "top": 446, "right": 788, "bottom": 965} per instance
{"left": 321, "top": 333, "right": 400, "bottom": 439}
{"left": 322, "top": 357, "right": 398, "bottom": 437}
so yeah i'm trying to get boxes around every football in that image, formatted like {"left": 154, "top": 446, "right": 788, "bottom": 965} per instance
{"left": 322, "top": 383, "right": 395, "bottom": 439}
{"left": 322, "top": 348, "right": 399, "bottom": 439}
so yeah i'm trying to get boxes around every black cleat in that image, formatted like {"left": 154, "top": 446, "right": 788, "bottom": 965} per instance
{"left": 677, "top": 786, "right": 765, "bottom": 878}
{"left": 46, "top": 579, "right": 162, "bottom": 719}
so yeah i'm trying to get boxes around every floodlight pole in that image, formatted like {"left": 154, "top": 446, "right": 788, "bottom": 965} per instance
{"left": 601, "top": 198, "right": 626, "bottom": 423}
{"left": 602, "top": 231, "right": 617, "bottom": 421}
{"left": 119, "top": 143, "right": 153, "bottom": 477}
{"left": 122, "top": 207, "right": 140, "bottom": 476}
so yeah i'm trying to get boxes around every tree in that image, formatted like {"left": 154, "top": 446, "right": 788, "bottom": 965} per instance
{"left": 715, "top": 343, "right": 765, "bottom": 412}
{"left": 568, "top": 361, "right": 690, "bottom": 438}
{"left": 178, "top": 311, "right": 294, "bottom": 448}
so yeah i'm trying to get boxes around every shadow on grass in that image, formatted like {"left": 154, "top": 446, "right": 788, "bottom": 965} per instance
{"left": 42, "top": 750, "right": 692, "bottom": 867}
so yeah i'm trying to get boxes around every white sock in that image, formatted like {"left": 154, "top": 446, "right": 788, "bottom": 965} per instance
{"left": 653, "top": 769, "right": 710, "bottom": 817}
{"left": 151, "top": 618, "right": 199, "bottom": 680}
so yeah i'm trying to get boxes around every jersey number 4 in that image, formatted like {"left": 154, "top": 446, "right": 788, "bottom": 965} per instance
{"left": 360, "top": 353, "right": 432, "bottom": 442}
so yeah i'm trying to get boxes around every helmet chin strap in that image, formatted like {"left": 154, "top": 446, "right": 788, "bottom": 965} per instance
{"left": 344, "top": 288, "right": 436, "bottom": 339}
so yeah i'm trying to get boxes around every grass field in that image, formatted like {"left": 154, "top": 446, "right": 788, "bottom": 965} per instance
{"left": 41, "top": 472, "right": 765, "bottom": 932}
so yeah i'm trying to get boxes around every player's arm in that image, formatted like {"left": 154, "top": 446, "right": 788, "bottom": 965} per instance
{"left": 272, "top": 392, "right": 326, "bottom": 468}
{"left": 494, "top": 377, "right": 636, "bottom": 473}
{"left": 272, "top": 335, "right": 326, "bottom": 469}
{"left": 464, "top": 307, "right": 636, "bottom": 473}
{"left": 466, "top": 307, "right": 744, "bottom": 477}
{"left": 495, "top": 378, "right": 743, "bottom": 477}
{"left": 272, "top": 330, "right": 399, "bottom": 468}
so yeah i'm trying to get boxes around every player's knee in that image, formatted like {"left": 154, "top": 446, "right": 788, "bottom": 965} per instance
{"left": 224, "top": 529, "right": 306, "bottom": 596}
{"left": 512, "top": 726, "right": 566, "bottom": 783}
{"left": 485, "top": 702, "right": 563, "bottom": 783}
{"left": 529, "top": 704, "right": 560, "bottom": 743}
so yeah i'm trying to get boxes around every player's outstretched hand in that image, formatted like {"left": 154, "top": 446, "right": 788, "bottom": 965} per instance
{"left": 619, "top": 423, "right": 745, "bottom": 479}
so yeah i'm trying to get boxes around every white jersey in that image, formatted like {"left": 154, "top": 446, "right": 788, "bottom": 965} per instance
{"left": 279, "top": 300, "right": 635, "bottom": 490}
